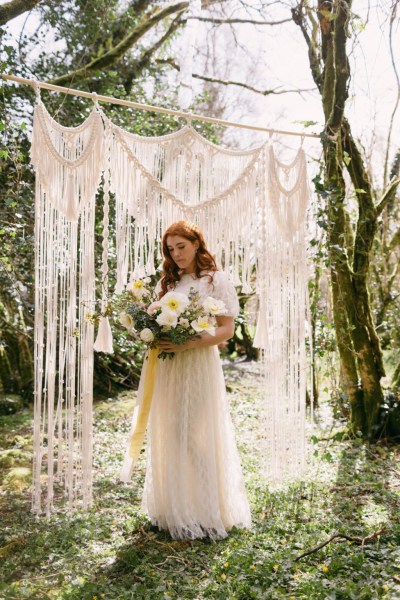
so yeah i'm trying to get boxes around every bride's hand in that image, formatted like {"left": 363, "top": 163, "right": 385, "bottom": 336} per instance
{"left": 156, "top": 338, "right": 192, "bottom": 353}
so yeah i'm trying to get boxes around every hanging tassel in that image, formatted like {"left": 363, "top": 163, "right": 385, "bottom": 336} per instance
{"left": 94, "top": 316, "right": 114, "bottom": 353}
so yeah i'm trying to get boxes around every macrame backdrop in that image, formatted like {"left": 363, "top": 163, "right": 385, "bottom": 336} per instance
{"left": 31, "top": 99, "right": 104, "bottom": 514}
{"left": 30, "top": 95, "right": 311, "bottom": 514}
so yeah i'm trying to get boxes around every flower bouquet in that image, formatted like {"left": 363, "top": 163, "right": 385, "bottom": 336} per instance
{"left": 92, "top": 278, "right": 227, "bottom": 359}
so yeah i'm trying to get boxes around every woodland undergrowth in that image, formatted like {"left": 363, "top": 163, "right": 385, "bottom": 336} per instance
{"left": 0, "top": 362, "right": 400, "bottom": 600}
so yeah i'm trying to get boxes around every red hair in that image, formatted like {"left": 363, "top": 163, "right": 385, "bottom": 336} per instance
{"left": 159, "top": 221, "right": 217, "bottom": 297}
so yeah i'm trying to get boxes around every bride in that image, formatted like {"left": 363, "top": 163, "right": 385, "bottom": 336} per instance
{"left": 120, "top": 220, "right": 251, "bottom": 540}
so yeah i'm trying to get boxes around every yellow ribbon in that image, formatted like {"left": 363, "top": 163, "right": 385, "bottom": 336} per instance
{"left": 128, "top": 347, "right": 158, "bottom": 462}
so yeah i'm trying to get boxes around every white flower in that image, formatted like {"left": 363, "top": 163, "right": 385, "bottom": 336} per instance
{"left": 160, "top": 292, "right": 190, "bottom": 316}
{"left": 127, "top": 279, "right": 148, "bottom": 299}
{"left": 191, "top": 317, "right": 216, "bottom": 336}
{"left": 178, "top": 317, "right": 190, "bottom": 329}
{"left": 202, "top": 296, "right": 227, "bottom": 315}
{"left": 156, "top": 310, "right": 178, "bottom": 328}
{"left": 119, "top": 311, "right": 134, "bottom": 330}
{"left": 140, "top": 328, "right": 154, "bottom": 343}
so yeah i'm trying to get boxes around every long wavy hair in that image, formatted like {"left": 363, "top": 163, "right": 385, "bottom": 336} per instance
{"left": 159, "top": 221, "right": 217, "bottom": 298}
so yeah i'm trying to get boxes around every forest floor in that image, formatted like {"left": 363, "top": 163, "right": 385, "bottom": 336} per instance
{"left": 1, "top": 361, "right": 400, "bottom": 600}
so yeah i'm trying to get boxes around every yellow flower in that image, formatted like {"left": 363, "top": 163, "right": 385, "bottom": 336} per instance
{"left": 133, "top": 279, "right": 144, "bottom": 291}
{"left": 321, "top": 564, "right": 329, "bottom": 573}
{"left": 273, "top": 564, "right": 279, "bottom": 572}
{"left": 250, "top": 564, "right": 256, "bottom": 570}
{"left": 383, "top": 584, "right": 389, "bottom": 592}
{"left": 128, "top": 279, "right": 148, "bottom": 299}
{"left": 223, "top": 562, "right": 229, "bottom": 568}
{"left": 220, "top": 573, "right": 227, "bottom": 580}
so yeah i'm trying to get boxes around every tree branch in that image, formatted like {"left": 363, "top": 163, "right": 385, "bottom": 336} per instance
{"left": 389, "top": 226, "right": 400, "bottom": 252}
{"left": 49, "top": 2, "right": 189, "bottom": 87}
{"left": 383, "top": 3, "right": 400, "bottom": 186}
{"left": 295, "top": 528, "right": 386, "bottom": 561}
{"left": 187, "top": 16, "right": 292, "bottom": 25}
{"left": 291, "top": 1, "right": 323, "bottom": 92}
{"left": 124, "top": 15, "right": 184, "bottom": 93}
{"left": 0, "top": 0, "right": 43, "bottom": 26}
{"left": 327, "top": 0, "right": 351, "bottom": 131}
{"left": 341, "top": 118, "right": 385, "bottom": 380}
{"left": 376, "top": 176, "right": 400, "bottom": 217}
{"left": 156, "top": 58, "right": 316, "bottom": 96}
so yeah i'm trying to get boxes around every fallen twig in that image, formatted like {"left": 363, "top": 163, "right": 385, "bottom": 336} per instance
{"left": 295, "top": 528, "right": 386, "bottom": 561}
{"left": 154, "top": 555, "right": 189, "bottom": 568}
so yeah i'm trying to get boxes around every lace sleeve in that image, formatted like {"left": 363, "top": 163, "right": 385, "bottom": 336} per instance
{"left": 209, "top": 271, "right": 240, "bottom": 318}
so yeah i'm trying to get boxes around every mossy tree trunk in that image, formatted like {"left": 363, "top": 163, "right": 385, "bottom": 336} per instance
{"left": 292, "top": 0, "right": 397, "bottom": 437}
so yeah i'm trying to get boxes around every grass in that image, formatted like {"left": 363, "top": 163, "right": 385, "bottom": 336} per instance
{"left": 0, "top": 362, "right": 400, "bottom": 599}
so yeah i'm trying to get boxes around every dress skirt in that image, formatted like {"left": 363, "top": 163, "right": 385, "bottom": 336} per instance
{"left": 122, "top": 345, "right": 251, "bottom": 540}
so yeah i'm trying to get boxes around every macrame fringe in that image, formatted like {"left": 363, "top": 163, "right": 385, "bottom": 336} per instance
{"left": 31, "top": 98, "right": 103, "bottom": 514}
{"left": 31, "top": 97, "right": 312, "bottom": 513}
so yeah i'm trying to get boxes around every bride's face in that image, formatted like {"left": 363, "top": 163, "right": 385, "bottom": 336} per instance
{"left": 166, "top": 235, "right": 199, "bottom": 273}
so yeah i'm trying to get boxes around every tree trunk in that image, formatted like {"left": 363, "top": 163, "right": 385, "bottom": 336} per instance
{"left": 293, "top": 0, "right": 385, "bottom": 436}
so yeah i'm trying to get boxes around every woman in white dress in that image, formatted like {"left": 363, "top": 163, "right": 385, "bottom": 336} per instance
{"left": 121, "top": 221, "right": 251, "bottom": 540}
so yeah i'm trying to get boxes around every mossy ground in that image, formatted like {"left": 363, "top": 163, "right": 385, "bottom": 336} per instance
{"left": 0, "top": 362, "right": 399, "bottom": 599}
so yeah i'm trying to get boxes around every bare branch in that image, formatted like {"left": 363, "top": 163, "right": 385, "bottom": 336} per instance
{"left": 389, "top": 226, "right": 400, "bottom": 252}
{"left": 376, "top": 176, "right": 400, "bottom": 217}
{"left": 187, "top": 16, "right": 292, "bottom": 25}
{"left": 156, "top": 58, "right": 316, "bottom": 96}
{"left": 291, "top": 0, "right": 323, "bottom": 91}
{"left": 0, "top": 0, "right": 44, "bottom": 26}
{"left": 295, "top": 528, "right": 386, "bottom": 562}
{"left": 383, "top": 2, "right": 400, "bottom": 186}
{"left": 192, "top": 74, "right": 314, "bottom": 96}
{"left": 124, "top": 15, "right": 183, "bottom": 93}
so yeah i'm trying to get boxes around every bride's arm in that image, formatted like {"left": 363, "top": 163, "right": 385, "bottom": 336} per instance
{"left": 156, "top": 315, "right": 235, "bottom": 353}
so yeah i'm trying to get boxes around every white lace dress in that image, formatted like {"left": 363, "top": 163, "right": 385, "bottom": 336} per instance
{"left": 121, "top": 270, "right": 251, "bottom": 540}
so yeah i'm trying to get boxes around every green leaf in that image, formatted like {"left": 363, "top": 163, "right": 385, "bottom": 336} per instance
{"left": 343, "top": 151, "right": 351, "bottom": 166}
{"left": 292, "top": 119, "right": 318, "bottom": 128}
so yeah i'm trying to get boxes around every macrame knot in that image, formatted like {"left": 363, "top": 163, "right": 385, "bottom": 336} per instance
{"left": 91, "top": 91, "right": 99, "bottom": 108}
{"left": 32, "top": 81, "right": 41, "bottom": 102}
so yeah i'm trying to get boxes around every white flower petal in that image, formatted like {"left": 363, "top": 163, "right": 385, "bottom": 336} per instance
{"left": 140, "top": 328, "right": 155, "bottom": 342}
{"left": 156, "top": 310, "right": 178, "bottom": 328}
{"left": 119, "top": 311, "right": 134, "bottom": 330}
{"left": 202, "top": 296, "right": 227, "bottom": 315}
{"left": 191, "top": 317, "right": 216, "bottom": 336}
{"left": 160, "top": 292, "right": 190, "bottom": 315}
